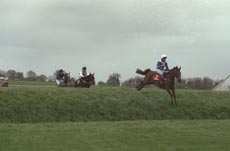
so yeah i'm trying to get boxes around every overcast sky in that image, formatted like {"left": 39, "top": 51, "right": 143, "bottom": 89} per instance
{"left": 0, "top": 0, "right": 229, "bottom": 82}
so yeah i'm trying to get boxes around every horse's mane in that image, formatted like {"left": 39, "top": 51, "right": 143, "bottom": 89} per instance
{"left": 164, "top": 66, "right": 178, "bottom": 76}
{"left": 81, "top": 73, "right": 94, "bottom": 80}
{"left": 63, "top": 73, "right": 70, "bottom": 82}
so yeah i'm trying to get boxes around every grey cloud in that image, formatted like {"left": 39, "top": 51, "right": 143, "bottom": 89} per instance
{"left": 0, "top": 0, "right": 229, "bottom": 81}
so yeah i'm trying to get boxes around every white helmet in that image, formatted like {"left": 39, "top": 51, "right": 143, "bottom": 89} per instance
{"left": 161, "top": 54, "right": 167, "bottom": 59}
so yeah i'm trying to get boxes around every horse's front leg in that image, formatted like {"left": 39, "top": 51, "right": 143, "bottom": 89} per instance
{"left": 171, "top": 88, "right": 177, "bottom": 107}
{"left": 166, "top": 89, "right": 174, "bottom": 106}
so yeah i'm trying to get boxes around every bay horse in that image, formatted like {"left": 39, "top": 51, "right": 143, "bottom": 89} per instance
{"left": 75, "top": 73, "right": 95, "bottom": 88}
{"left": 59, "top": 72, "right": 71, "bottom": 87}
{"left": 136, "top": 66, "right": 181, "bottom": 106}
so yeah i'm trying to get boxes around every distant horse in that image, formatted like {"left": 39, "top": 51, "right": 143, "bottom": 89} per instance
{"left": 1, "top": 80, "right": 8, "bottom": 87}
{"left": 75, "top": 73, "right": 95, "bottom": 88}
{"left": 59, "top": 72, "right": 71, "bottom": 87}
{"left": 136, "top": 66, "right": 181, "bottom": 106}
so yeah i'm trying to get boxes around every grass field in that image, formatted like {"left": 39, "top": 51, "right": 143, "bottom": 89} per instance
{"left": 0, "top": 86, "right": 230, "bottom": 150}
{"left": 0, "top": 86, "right": 230, "bottom": 122}
{"left": 0, "top": 120, "right": 230, "bottom": 151}
{"left": 7, "top": 80, "right": 56, "bottom": 86}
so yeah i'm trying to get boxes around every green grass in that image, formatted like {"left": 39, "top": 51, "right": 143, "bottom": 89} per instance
{"left": 0, "top": 86, "right": 230, "bottom": 123}
{"left": 0, "top": 120, "right": 230, "bottom": 151}
{"left": 1, "top": 86, "right": 230, "bottom": 150}
{"left": 8, "top": 80, "right": 56, "bottom": 86}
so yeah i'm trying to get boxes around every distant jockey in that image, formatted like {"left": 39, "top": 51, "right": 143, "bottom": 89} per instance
{"left": 56, "top": 69, "right": 65, "bottom": 86}
{"left": 79, "top": 66, "right": 89, "bottom": 78}
{"left": 77, "top": 66, "right": 89, "bottom": 84}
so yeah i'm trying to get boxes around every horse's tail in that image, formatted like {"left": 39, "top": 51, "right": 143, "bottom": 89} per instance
{"left": 136, "top": 68, "right": 151, "bottom": 75}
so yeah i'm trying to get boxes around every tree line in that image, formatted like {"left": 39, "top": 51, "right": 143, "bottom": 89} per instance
{"left": 99, "top": 74, "right": 221, "bottom": 90}
{"left": 0, "top": 69, "right": 52, "bottom": 81}
{"left": 0, "top": 69, "right": 221, "bottom": 89}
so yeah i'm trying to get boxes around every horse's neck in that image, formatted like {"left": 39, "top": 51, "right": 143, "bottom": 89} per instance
{"left": 150, "top": 71, "right": 157, "bottom": 76}
{"left": 164, "top": 69, "right": 176, "bottom": 78}
{"left": 81, "top": 76, "right": 89, "bottom": 81}
{"left": 63, "top": 79, "right": 67, "bottom": 83}
{"left": 63, "top": 76, "right": 69, "bottom": 83}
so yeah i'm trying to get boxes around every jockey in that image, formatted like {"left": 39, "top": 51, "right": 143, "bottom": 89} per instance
{"left": 56, "top": 69, "right": 65, "bottom": 86}
{"left": 156, "top": 54, "right": 169, "bottom": 83}
{"left": 77, "top": 66, "right": 89, "bottom": 84}
{"left": 79, "top": 66, "right": 89, "bottom": 78}
{"left": 156, "top": 54, "right": 169, "bottom": 75}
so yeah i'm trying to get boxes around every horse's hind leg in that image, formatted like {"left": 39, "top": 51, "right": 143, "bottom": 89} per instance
{"left": 136, "top": 82, "right": 142, "bottom": 90}
{"left": 136, "top": 81, "right": 145, "bottom": 91}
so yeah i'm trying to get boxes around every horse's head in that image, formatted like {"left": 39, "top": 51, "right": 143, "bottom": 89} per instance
{"left": 64, "top": 72, "right": 71, "bottom": 82}
{"left": 173, "top": 66, "right": 181, "bottom": 82}
{"left": 88, "top": 73, "right": 95, "bottom": 85}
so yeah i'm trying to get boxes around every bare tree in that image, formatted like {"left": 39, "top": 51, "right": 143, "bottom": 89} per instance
{"left": 0, "top": 69, "right": 6, "bottom": 77}
{"left": 47, "top": 75, "right": 55, "bottom": 82}
{"left": 122, "top": 76, "right": 143, "bottom": 87}
{"left": 16, "top": 72, "right": 24, "bottom": 80}
{"left": 175, "top": 79, "right": 186, "bottom": 89}
{"left": 97, "top": 81, "right": 106, "bottom": 86}
{"left": 203, "top": 77, "right": 214, "bottom": 89}
{"left": 6, "top": 70, "right": 17, "bottom": 80}
{"left": 184, "top": 77, "right": 216, "bottom": 89}
{"left": 26, "top": 70, "right": 37, "bottom": 81}
{"left": 106, "top": 73, "right": 121, "bottom": 87}
{"left": 37, "top": 74, "right": 48, "bottom": 81}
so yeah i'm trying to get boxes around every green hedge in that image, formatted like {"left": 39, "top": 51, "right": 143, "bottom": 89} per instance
{"left": 0, "top": 86, "right": 230, "bottom": 123}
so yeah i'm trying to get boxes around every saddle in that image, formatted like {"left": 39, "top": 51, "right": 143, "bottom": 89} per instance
{"left": 153, "top": 73, "right": 161, "bottom": 81}
{"left": 153, "top": 73, "right": 167, "bottom": 87}
{"left": 153, "top": 70, "right": 169, "bottom": 81}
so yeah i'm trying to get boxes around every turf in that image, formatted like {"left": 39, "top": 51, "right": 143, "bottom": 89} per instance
{"left": 0, "top": 120, "right": 229, "bottom": 151}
